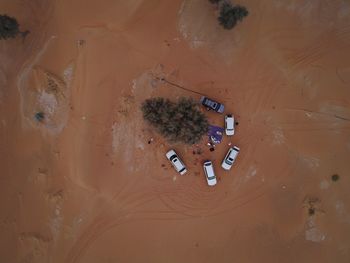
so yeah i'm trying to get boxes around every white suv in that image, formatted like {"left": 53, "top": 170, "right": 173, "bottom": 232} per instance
{"left": 166, "top": 150, "right": 187, "bottom": 175}
{"left": 225, "top": 114, "right": 235, "bottom": 136}
{"left": 203, "top": 160, "right": 217, "bottom": 186}
{"left": 221, "top": 146, "right": 240, "bottom": 170}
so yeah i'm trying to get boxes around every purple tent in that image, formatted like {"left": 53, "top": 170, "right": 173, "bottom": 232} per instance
{"left": 208, "top": 125, "right": 224, "bottom": 144}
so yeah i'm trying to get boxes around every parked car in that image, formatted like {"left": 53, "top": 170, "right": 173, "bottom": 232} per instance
{"left": 200, "top": 96, "right": 224, "bottom": 113}
{"left": 203, "top": 160, "right": 217, "bottom": 186}
{"left": 225, "top": 114, "right": 235, "bottom": 136}
{"left": 166, "top": 150, "right": 187, "bottom": 175}
{"left": 221, "top": 146, "right": 240, "bottom": 170}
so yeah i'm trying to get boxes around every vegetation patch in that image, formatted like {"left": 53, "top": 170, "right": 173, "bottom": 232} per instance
{"left": 0, "top": 14, "right": 20, "bottom": 40}
{"left": 141, "top": 97, "right": 209, "bottom": 145}
{"left": 0, "top": 14, "right": 29, "bottom": 40}
{"left": 308, "top": 207, "right": 315, "bottom": 216}
{"left": 34, "top": 112, "right": 45, "bottom": 122}
{"left": 218, "top": 2, "right": 249, "bottom": 30}
{"left": 331, "top": 174, "right": 339, "bottom": 182}
{"left": 208, "top": 1, "right": 249, "bottom": 30}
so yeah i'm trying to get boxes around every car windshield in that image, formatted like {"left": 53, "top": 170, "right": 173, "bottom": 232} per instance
{"left": 225, "top": 159, "right": 233, "bottom": 165}
{"left": 208, "top": 175, "right": 216, "bottom": 180}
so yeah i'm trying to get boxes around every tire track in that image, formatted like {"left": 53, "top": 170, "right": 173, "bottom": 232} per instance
{"left": 65, "top": 192, "right": 159, "bottom": 263}
{"left": 151, "top": 134, "right": 290, "bottom": 218}
{"left": 287, "top": 23, "right": 350, "bottom": 71}
{"left": 287, "top": 33, "right": 331, "bottom": 70}
{"left": 65, "top": 108, "right": 292, "bottom": 262}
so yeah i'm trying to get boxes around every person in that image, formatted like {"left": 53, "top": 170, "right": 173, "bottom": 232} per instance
{"left": 208, "top": 140, "right": 215, "bottom": 152}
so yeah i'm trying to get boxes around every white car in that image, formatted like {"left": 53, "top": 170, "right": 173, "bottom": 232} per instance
{"left": 203, "top": 160, "right": 217, "bottom": 186}
{"left": 221, "top": 146, "right": 240, "bottom": 170}
{"left": 166, "top": 150, "right": 187, "bottom": 175}
{"left": 225, "top": 114, "right": 235, "bottom": 136}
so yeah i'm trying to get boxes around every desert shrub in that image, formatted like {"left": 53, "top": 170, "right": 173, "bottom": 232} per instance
{"left": 141, "top": 97, "right": 208, "bottom": 145}
{"left": 331, "top": 174, "right": 339, "bottom": 182}
{"left": 218, "top": 2, "right": 248, "bottom": 30}
{"left": 308, "top": 208, "right": 315, "bottom": 216}
{"left": 0, "top": 15, "right": 20, "bottom": 40}
{"left": 232, "top": 5, "right": 249, "bottom": 21}
{"left": 35, "top": 112, "right": 45, "bottom": 122}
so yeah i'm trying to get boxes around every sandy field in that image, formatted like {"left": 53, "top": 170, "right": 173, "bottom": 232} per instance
{"left": 1, "top": 0, "right": 350, "bottom": 262}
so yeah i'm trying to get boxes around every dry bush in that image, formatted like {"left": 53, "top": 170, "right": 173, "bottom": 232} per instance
{"left": 141, "top": 97, "right": 208, "bottom": 145}
{"left": 218, "top": 2, "right": 248, "bottom": 30}
{"left": 0, "top": 15, "right": 19, "bottom": 40}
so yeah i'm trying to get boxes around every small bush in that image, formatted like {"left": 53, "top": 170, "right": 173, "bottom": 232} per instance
{"left": 0, "top": 15, "right": 20, "bottom": 40}
{"left": 218, "top": 2, "right": 248, "bottom": 30}
{"left": 141, "top": 97, "right": 209, "bottom": 145}
{"left": 331, "top": 174, "right": 339, "bottom": 182}
{"left": 35, "top": 112, "right": 45, "bottom": 122}
{"left": 308, "top": 208, "right": 315, "bottom": 216}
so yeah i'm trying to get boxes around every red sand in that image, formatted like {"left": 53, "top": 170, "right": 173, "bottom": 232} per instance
{"left": 1, "top": 0, "right": 350, "bottom": 262}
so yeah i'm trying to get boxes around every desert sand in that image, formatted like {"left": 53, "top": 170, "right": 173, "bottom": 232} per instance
{"left": 1, "top": 0, "right": 350, "bottom": 262}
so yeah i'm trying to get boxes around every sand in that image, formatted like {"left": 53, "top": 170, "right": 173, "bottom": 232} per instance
{"left": 1, "top": 0, "right": 350, "bottom": 262}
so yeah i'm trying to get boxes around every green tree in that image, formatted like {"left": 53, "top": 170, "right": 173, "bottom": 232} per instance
{"left": 0, "top": 15, "right": 20, "bottom": 40}
{"left": 232, "top": 5, "right": 249, "bottom": 22}
{"left": 141, "top": 97, "right": 208, "bottom": 145}
{"left": 218, "top": 2, "right": 248, "bottom": 30}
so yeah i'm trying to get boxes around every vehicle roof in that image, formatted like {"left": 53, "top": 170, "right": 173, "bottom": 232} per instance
{"left": 205, "top": 99, "right": 215, "bottom": 106}
{"left": 228, "top": 148, "right": 239, "bottom": 158}
{"left": 204, "top": 161, "right": 215, "bottom": 176}
{"left": 226, "top": 116, "right": 234, "bottom": 129}
{"left": 173, "top": 157, "right": 185, "bottom": 171}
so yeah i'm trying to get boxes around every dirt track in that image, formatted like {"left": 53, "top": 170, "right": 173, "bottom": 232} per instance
{"left": 1, "top": 0, "right": 350, "bottom": 262}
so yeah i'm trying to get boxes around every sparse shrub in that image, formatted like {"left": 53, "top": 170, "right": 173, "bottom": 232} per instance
{"left": 35, "top": 112, "right": 45, "bottom": 122}
{"left": 218, "top": 2, "right": 248, "bottom": 30}
{"left": 331, "top": 174, "right": 339, "bottom": 182}
{"left": 0, "top": 15, "right": 20, "bottom": 40}
{"left": 141, "top": 97, "right": 209, "bottom": 145}
{"left": 308, "top": 208, "right": 315, "bottom": 216}
{"left": 232, "top": 5, "right": 249, "bottom": 21}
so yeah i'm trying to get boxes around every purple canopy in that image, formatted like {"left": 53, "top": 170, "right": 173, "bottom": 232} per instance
{"left": 208, "top": 125, "right": 224, "bottom": 144}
